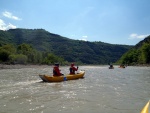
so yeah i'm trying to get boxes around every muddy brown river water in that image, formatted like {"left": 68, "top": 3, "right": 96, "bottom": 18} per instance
{"left": 0, "top": 66, "right": 149, "bottom": 113}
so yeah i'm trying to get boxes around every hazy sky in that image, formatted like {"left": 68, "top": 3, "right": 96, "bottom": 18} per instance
{"left": 0, "top": 0, "right": 150, "bottom": 45}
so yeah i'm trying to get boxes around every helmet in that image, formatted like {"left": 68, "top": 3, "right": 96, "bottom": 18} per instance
{"left": 55, "top": 63, "right": 59, "bottom": 67}
{"left": 71, "top": 63, "right": 74, "bottom": 67}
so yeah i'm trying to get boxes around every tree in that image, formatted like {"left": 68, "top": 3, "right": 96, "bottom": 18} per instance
{"left": 17, "top": 43, "right": 33, "bottom": 55}
{"left": 9, "top": 54, "right": 27, "bottom": 64}
{"left": 17, "top": 43, "right": 39, "bottom": 63}
{"left": 140, "top": 43, "right": 150, "bottom": 63}
{"left": 0, "top": 44, "right": 16, "bottom": 62}
{"left": 0, "top": 49, "right": 10, "bottom": 62}
{"left": 117, "top": 49, "right": 139, "bottom": 65}
{"left": 0, "top": 44, "right": 16, "bottom": 54}
{"left": 43, "top": 53, "right": 65, "bottom": 65}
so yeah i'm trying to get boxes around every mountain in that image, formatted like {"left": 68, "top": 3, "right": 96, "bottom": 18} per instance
{"left": 134, "top": 35, "right": 150, "bottom": 48}
{"left": 117, "top": 35, "right": 150, "bottom": 65}
{"left": 0, "top": 28, "right": 132, "bottom": 64}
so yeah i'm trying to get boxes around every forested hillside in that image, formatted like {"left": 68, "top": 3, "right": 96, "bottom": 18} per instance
{"left": 117, "top": 35, "right": 150, "bottom": 65}
{"left": 0, "top": 28, "right": 132, "bottom": 64}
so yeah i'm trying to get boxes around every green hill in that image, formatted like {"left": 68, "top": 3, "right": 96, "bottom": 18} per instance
{"left": 0, "top": 28, "right": 132, "bottom": 64}
{"left": 117, "top": 35, "right": 150, "bottom": 65}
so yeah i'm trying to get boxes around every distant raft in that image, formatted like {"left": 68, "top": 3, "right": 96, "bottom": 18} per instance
{"left": 109, "top": 66, "right": 114, "bottom": 69}
{"left": 119, "top": 65, "right": 125, "bottom": 68}
{"left": 141, "top": 101, "right": 149, "bottom": 113}
{"left": 39, "top": 71, "right": 85, "bottom": 82}
{"left": 108, "top": 65, "right": 114, "bottom": 69}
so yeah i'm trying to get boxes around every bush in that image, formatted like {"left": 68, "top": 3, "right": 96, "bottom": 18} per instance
{"left": 0, "top": 49, "right": 10, "bottom": 62}
{"left": 9, "top": 54, "right": 28, "bottom": 64}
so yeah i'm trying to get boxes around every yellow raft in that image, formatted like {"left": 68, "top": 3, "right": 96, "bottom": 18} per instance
{"left": 141, "top": 101, "right": 149, "bottom": 113}
{"left": 39, "top": 71, "right": 85, "bottom": 82}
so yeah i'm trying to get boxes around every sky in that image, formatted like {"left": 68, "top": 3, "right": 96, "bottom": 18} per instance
{"left": 0, "top": 0, "right": 150, "bottom": 45}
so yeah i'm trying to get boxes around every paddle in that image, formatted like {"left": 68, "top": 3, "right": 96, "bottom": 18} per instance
{"left": 140, "top": 100, "right": 149, "bottom": 113}
{"left": 61, "top": 72, "right": 67, "bottom": 81}
{"left": 76, "top": 65, "right": 79, "bottom": 74}
{"left": 63, "top": 74, "right": 67, "bottom": 81}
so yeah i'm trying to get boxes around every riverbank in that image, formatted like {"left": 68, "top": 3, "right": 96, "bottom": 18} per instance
{"left": 0, "top": 64, "right": 149, "bottom": 70}
{"left": 0, "top": 64, "right": 51, "bottom": 70}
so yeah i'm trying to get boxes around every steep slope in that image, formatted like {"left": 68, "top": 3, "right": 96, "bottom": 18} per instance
{"left": 0, "top": 28, "right": 132, "bottom": 64}
{"left": 117, "top": 35, "right": 150, "bottom": 65}
{"left": 134, "top": 35, "right": 150, "bottom": 48}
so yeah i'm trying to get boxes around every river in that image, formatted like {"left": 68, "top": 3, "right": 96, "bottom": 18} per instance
{"left": 0, "top": 65, "right": 150, "bottom": 113}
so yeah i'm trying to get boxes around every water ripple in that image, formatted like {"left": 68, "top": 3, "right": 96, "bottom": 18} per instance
{"left": 0, "top": 66, "right": 150, "bottom": 113}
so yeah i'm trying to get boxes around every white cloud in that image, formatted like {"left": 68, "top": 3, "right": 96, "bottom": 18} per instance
{"left": 79, "top": 36, "right": 88, "bottom": 41}
{"left": 82, "top": 36, "right": 88, "bottom": 38}
{"left": 70, "top": 35, "right": 88, "bottom": 41}
{"left": 129, "top": 33, "right": 150, "bottom": 39}
{"left": 2, "top": 11, "right": 21, "bottom": 20}
{"left": 0, "top": 19, "right": 17, "bottom": 30}
{"left": 80, "top": 39, "right": 87, "bottom": 41}
{"left": 0, "top": 19, "right": 6, "bottom": 30}
{"left": 6, "top": 23, "right": 17, "bottom": 29}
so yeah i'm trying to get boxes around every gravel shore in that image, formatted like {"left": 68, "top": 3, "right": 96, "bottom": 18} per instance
{"left": 0, "top": 64, "right": 50, "bottom": 69}
{"left": 0, "top": 64, "right": 149, "bottom": 70}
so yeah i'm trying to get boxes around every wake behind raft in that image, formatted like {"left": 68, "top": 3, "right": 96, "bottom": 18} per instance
{"left": 39, "top": 70, "right": 85, "bottom": 82}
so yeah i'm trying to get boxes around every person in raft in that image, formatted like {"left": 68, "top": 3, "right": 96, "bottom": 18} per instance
{"left": 69, "top": 63, "right": 78, "bottom": 74}
{"left": 53, "top": 63, "right": 63, "bottom": 76}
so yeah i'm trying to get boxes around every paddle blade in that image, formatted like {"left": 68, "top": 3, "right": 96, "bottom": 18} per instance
{"left": 64, "top": 76, "right": 67, "bottom": 81}
{"left": 141, "top": 101, "right": 149, "bottom": 113}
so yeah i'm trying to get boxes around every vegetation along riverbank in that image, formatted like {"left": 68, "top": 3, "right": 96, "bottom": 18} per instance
{"left": 0, "top": 28, "right": 150, "bottom": 66}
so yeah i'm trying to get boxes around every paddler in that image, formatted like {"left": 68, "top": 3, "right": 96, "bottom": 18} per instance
{"left": 53, "top": 63, "right": 63, "bottom": 76}
{"left": 69, "top": 63, "right": 78, "bottom": 74}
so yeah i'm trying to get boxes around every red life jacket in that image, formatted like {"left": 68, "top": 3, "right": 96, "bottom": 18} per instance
{"left": 53, "top": 66, "right": 61, "bottom": 76}
{"left": 70, "top": 66, "right": 78, "bottom": 74}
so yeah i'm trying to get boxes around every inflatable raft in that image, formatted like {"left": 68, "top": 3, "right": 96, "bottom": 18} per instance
{"left": 109, "top": 67, "right": 114, "bottom": 69}
{"left": 141, "top": 101, "right": 149, "bottom": 113}
{"left": 39, "top": 71, "right": 85, "bottom": 82}
{"left": 119, "top": 65, "right": 125, "bottom": 68}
